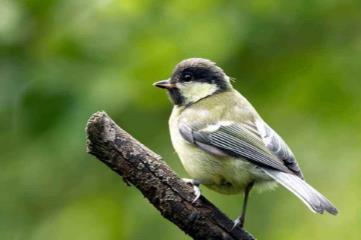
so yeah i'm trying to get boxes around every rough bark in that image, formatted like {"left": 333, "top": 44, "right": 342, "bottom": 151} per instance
{"left": 86, "top": 111, "right": 255, "bottom": 240}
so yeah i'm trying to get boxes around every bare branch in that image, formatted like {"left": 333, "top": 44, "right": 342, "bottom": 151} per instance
{"left": 86, "top": 111, "right": 255, "bottom": 240}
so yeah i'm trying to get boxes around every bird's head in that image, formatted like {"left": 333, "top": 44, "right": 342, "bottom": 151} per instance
{"left": 154, "top": 58, "right": 232, "bottom": 106}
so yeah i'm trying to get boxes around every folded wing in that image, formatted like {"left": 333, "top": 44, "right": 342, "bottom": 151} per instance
{"left": 178, "top": 120, "right": 337, "bottom": 215}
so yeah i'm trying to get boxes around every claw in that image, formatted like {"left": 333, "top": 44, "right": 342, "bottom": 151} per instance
{"left": 231, "top": 217, "right": 244, "bottom": 230}
{"left": 232, "top": 181, "right": 253, "bottom": 230}
{"left": 191, "top": 184, "right": 201, "bottom": 203}
{"left": 182, "top": 178, "right": 201, "bottom": 203}
{"left": 232, "top": 218, "right": 241, "bottom": 230}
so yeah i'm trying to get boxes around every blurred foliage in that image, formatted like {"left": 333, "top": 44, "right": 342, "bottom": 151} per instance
{"left": 1, "top": 0, "right": 361, "bottom": 239}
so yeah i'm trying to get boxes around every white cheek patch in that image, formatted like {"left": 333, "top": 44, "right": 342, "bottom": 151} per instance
{"left": 178, "top": 82, "right": 219, "bottom": 104}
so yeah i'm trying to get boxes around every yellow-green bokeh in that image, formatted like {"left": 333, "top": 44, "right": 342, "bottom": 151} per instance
{"left": 1, "top": 0, "right": 360, "bottom": 239}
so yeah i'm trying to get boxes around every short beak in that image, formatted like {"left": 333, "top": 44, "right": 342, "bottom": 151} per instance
{"left": 153, "top": 79, "right": 176, "bottom": 89}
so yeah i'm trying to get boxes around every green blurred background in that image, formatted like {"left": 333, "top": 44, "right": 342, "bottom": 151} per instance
{"left": 1, "top": 0, "right": 360, "bottom": 239}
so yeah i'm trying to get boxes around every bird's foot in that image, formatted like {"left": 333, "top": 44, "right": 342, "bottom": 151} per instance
{"left": 231, "top": 217, "right": 244, "bottom": 230}
{"left": 182, "top": 178, "right": 201, "bottom": 203}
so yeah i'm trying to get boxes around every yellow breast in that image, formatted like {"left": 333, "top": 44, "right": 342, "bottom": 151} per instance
{"left": 169, "top": 106, "right": 262, "bottom": 194}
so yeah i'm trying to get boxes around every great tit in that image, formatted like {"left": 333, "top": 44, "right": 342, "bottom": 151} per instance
{"left": 154, "top": 58, "right": 338, "bottom": 228}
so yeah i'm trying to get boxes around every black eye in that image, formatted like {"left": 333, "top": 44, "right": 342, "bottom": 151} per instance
{"left": 182, "top": 73, "right": 192, "bottom": 82}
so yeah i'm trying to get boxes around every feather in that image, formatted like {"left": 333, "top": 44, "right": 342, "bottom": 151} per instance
{"left": 255, "top": 120, "right": 304, "bottom": 178}
{"left": 264, "top": 169, "right": 338, "bottom": 215}
{"left": 180, "top": 121, "right": 292, "bottom": 173}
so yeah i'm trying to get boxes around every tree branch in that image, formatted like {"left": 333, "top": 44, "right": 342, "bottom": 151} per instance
{"left": 86, "top": 111, "right": 255, "bottom": 240}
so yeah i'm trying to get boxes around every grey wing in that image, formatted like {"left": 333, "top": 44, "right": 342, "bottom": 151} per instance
{"left": 179, "top": 121, "right": 337, "bottom": 215}
{"left": 254, "top": 120, "right": 304, "bottom": 179}
{"left": 179, "top": 121, "right": 293, "bottom": 174}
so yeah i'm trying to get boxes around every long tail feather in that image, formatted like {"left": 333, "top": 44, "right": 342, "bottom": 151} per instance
{"left": 264, "top": 169, "right": 338, "bottom": 215}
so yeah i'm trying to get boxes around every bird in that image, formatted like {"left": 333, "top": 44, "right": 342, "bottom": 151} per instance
{"left": 153, "top": 58, "right": 338, "bottom": 228}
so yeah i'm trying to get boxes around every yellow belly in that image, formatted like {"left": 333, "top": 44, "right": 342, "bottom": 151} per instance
{"left": 169, "top": 113, "right": 273, "bottom": 194}
{"left": 169, "top": 106, "right": 277, "bottom": 194}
